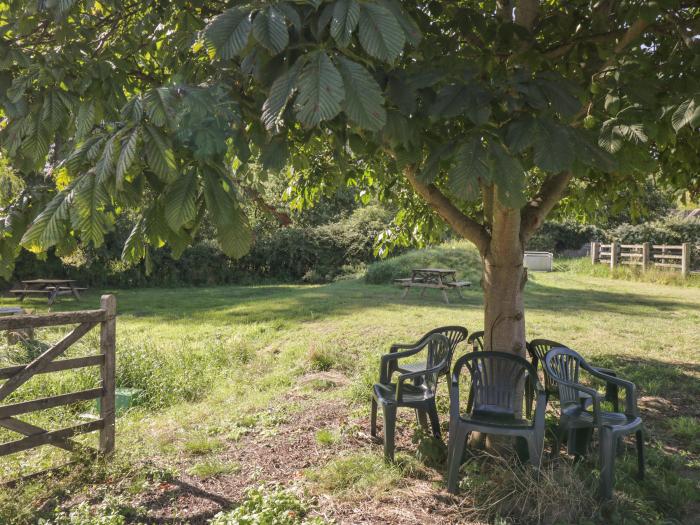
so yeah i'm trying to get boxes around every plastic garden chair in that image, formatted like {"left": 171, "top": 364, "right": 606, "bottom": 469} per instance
{"left": 544, "top": 347, "right": 644, "bottom": 500}
{"left": 446, "top": 351, "right": 547, "bottom": 494}
{"left": 371, "top": 334, "right": 451, "bottom": 461}
{"left": 390, "top": 326, "right": 468, "bottom": 379}
{"left": 467, "top": 330, "right": 484, "bottom": 352}
{"left": 527, "top": 339, "right": 619, "bottom": 412}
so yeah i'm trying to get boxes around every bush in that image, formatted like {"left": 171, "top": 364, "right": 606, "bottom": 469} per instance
{"left": 365, "top": 241, "right": 481, "bottom": 284}
{"left": 527, "top": 221, "right": 605, "bottom": 253}
{"left": 209, "top": 486, "right": 322, "bottom": 525}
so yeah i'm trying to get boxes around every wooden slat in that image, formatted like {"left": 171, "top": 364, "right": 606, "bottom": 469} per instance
{"left": 620, "top": 244, "right": 643, "bottom": 248}
{"left": 0, "top": 310, "right": 106, "bottom": 330}
{"left": 652, "top": 245, "right": 682, "bottom": 250}
{"left": 0, "top": 322, "right": 95, "bottom": 402}
{"left": 0, "top": 417, "right": 84, "bottom": 454}
{"left": 0, "top": 420, "right": 103, "bottom": 456}
{"left": 0, "top": 355, "right": 104, "bottom": 380}
{"left": 0, "top": 388, "right": 103, "bottom": 419}
{"left": 654, "top": 262, "right": 683, "bottom": 268}
{"left": 620, "top": 261, "right": 643, "bottom": 266}
{"left": 620, "top": 253, "right": 643, "bottom": 257}
{"left": 652, "top": 254, "right": 683, "bottom": 259}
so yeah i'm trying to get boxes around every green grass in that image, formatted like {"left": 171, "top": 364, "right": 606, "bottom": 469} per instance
{"left": 559, "top": 256, "right": 700, "bottom": 288}
{"left": 187, "top": 459, "right": 240, "bottom": 479}
{"left": 1, "top": 242, "right": 699, "bottom": 523}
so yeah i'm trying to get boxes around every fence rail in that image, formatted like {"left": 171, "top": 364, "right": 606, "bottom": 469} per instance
{"left": 0, "top": 295, "right": 116, "bottom": 458}
{"left": 591, "top": 242, "right": 693, "bottom": 277}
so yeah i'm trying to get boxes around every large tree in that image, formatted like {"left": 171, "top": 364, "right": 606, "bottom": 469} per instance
{"left": 1, "top": 0, "right": 699, "bottom": 355}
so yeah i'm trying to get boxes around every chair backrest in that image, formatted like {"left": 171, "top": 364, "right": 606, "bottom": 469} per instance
{"left": 527, "top": 339, "right": 569, "bottom": 393}
{"left": 421, "top": 333, "right": 452, "bottom": 395}
{"left": 416, "top": 326, "right": 467, "bottom": 372}
{"left": 451, "top": 351, "right": 536, "bottom": 418}
{"left": 467, "top": 330, "right": 484, "bottom": 352}
{"left": 543, "top": 346, "right": 585, "bottom": 407}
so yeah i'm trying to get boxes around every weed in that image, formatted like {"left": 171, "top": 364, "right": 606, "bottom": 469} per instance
{"left": 183, "top": 436, "right": 225, "bottom": 456}
{"left": 209, "top": 486, "right": 325, "bottom": 525}
{"left": 667, "top": 416, "right": 700, "bottom": 449}
{"left": 314, "top": 428, "right": 340, "bottom": 446}
{"left": 188, "top": 460, "right": 240, "bottom": 479}
{"left": 306, "top": 452, "right": 403, "bottom": 498}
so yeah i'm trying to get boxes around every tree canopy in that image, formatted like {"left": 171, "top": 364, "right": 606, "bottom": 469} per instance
{"left": 1, "top": 0, "right": 699, "bottom": 279}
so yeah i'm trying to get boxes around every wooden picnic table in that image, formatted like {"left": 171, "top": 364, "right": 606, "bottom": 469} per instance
{"left": 394, "top": 268, "right": 471, "bottom": 304}
{"left": 10, "top": 279, "right": 86, "bottom": 306}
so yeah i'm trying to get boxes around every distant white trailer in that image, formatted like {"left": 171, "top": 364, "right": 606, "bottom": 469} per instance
{"left": 524, "top": 251, "right": 553, "bottom": 272}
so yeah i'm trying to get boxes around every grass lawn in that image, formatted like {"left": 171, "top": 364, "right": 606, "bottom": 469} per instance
{"left": 1, "top": 259, "right": 699, "bottom": 524}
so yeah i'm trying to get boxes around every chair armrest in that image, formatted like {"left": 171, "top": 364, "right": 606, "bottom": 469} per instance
{"left": 379, "top": 345, "right": 426, "bottom": 383}
{"left": 396, "top": 362, "right": 444, "bottom": 402}
{"left": 585, "top": 366, "right": 637, "bottom": 415}
{"left": 591, "top": 366, "right": 616, "bottom": 377}
{"left": 390, "top": 342, "right": 418, "bottom": 353}
{"left": 553, "top": 376, "right": 604, "bottom": 425}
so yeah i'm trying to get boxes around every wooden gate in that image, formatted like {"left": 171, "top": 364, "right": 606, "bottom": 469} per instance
{"left": 0, "top": 295, "right": 116, "bottom": 457}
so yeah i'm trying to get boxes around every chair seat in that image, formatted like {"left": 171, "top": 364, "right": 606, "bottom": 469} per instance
{"left": 373, "top": 382, "right": 429, "bottom": 405}
{"left": 396, "top": 361, "right": 426, "bottom": 374}
{"left": 562, "top": 405, "right": 642, "bottom": 431}
{"left": 458, "top": 407, "right": 533, "bottom": 428}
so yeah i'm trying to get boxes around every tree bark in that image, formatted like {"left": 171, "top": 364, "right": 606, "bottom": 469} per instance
{"left": 482, "top": 198, "right": 527, "bottom": 357}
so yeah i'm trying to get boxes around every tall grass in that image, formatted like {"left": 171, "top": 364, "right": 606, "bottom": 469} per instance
{"left": 365, "top": 241, "right": 482, "bottom": 284}
{"left": 559, "top": 257, "right": 700, "bottom": 287}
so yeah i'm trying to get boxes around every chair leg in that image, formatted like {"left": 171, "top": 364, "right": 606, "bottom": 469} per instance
{"left": 416, "top": 409, "right": 429, "bottom": 432}
{"left": 636, "top": 429, "right": 645, "bottom": 480}
{"left": 427, "top": 402, "right": 441, "bottom": 439}
{"left": 527, "top": 432, "right": 543, "bottom": 468}
{"left": 552, "top": 425, "right": 566, "bottom": 458}
{"left": 370, "top": 398, "right": 378, "bottom": 438}
{"left": 525, "top": 380, "right": 533, "bottom": 419}
{"left": 599, "top": 427, "right": 616, "bottom": 500}
{"left": 382, "top": 405, "right": 397, "bottom": 461}
{"left": 446, "top": 426, "right": 468, "bottom": 494}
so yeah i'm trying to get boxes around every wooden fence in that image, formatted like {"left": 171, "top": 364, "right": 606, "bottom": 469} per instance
{"left": 591, "top": 242, "right": 693, "bottom": 277}
{"left": 0, "top": 295, "right": 116, "bottom": 458}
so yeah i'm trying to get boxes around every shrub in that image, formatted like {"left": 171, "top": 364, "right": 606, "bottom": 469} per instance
{"left": 365, "top": 240, "right": 481, "bottom": 284}
{"left": 209, "top": 486, "right": 323, "bottom": 525}
{"left": 527, "top": 221, "right": 605, "bottom": 253}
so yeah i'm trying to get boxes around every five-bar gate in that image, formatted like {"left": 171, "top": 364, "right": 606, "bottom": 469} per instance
{"left": 0, "top": 295, "right": 116, "bottom": 458}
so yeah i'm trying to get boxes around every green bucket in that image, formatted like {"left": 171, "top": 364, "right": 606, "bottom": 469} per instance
{"left": 94, "top": 388, "right": 143, "bottom": 416}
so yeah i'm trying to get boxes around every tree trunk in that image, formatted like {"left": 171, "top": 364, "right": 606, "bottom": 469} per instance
{"left": 481, "top": 199, "right": 527, "bottom": 358}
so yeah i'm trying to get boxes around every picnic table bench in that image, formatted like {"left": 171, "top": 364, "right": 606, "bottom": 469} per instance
{"left": 9, "top": 279, "right": 87, "bottom": 306}
{"left": 394, "top": 268, "right": 470, "bottom": 304}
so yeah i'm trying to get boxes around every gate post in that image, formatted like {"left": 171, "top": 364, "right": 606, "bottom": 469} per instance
{"left": 642, "top": 242, "right": 650, "bottom": 272}
{"left": 591, "top": 242, "right": 599, "bottom": 264}
{"left": 610, "top": 241, "right": 619, "bottom": 270}
{"left": 681, "top": 243, "right": 690, "bottom": 278}
{"left": 99, "top": 294, "right": 116, "bottom": 455}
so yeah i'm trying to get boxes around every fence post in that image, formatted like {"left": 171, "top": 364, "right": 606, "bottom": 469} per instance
{"left": 99, "top": 294, "right": 116, "bottom": 455}
{"left": 591, "top": 242, "right": 599, "bottom": 264}
{"left": 681, "top": 243, "right": 690, "bottom": 278}
{"left": 642, "top": 242, "right": 650, "bottom": 272}
{"left": 610, "top": 241, "right": 618, "bottom": 270}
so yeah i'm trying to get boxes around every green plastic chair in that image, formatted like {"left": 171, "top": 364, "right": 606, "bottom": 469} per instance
{"left": 467, "top": 330, "right": 484, "bottom": 352}
{"left": 446, "top": 351, "right": 547, "bottom": 494}
{"left": 390, "top": 326, "right": 468, "bottom": 379}
{"left": 371, "top": 333, "right": 451, "bottom": 461}
{"left": 544, "top": 347, "right": 644, "bottom": 500}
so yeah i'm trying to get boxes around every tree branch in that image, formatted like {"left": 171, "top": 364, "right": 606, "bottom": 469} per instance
{"left": 403, "top": 166, "right": 491, "bottom": 255}
{"left": 514, "top": 0, "right": 539, "bottom": 31}
{"left": 520, "top": 171, "right": 573, "bottom": 241}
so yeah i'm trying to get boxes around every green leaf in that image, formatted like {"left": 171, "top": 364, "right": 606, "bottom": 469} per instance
{"left": 75, "top": 101, "right": 96, "bottom": 140}
{"left": 331, "top": 0, "right": 360, "bottom": 48}
{"left": 358, "top": 3, "right": 405, "bottom": 63}
{"left": 448, "top": 137, "right": 489, "bottom": 200}
{"left": 262, "top": 59, "right": 303, "bottom": 132}
{"left": 261, "top": 138, "right": 288, "bottom": 172}
{"left": 143, "top": 124, "right": 176, "bottom": 182}
{"left": 205, "top": 8, "right": 252, "bottom": 60}
{"left": 122, "top": 217, "right": 147, "bottom": 264}
{"left": 202, "top": 168, "right": 252, "bottom": 259}
{"left": 116, "top": 126, "right": 140, "bottom": 188}
{"left": 569, "top": 128, "right": 617, "bottom": 172}
{"left": 533, "top": 119, "right": 574, "bottom": 172}
{"left": 121, "top": 95, "right": 143, "bottom": 122}
{"left": 430, "top": 83, "right": 491, "bottom": 124}
{"left": 295, "top": 50, "right": 345, "bottom": 128}
{"left": 379, "top": 0, "right": 421, "bottom": 47}
{"left": 20, "top": 119, "right": 50, "bottom": 166}
{"left": 252, "top": 7, "right": 289, "bottom": 55}
{"left": 505, "top": 117, "right": 537, "bottom": 153}
{"left": 489, "top": 143, "right": 526, "bottom": 208}
{"left": 70, "top": 172, "right": 112, "bottom": 247}
{"left": 95, "top": 135, "right": 117, "bottom": 183}
{"left": 599, "top": 118, "right": 623, "bottom": 153}
{"left": 335, "top": 56, "right": 386, "bottom": 131}
{"left": 164, "top": 172, "right": 198, "bottom": 230}
{"left": 419, "top": 142, "right": 452, "bottom": 183}
{"left": 144, "top": 87, "right": 174, "bottom": 128}
{"left": 20, "top": 187, "right": 73, "bottom": 252}
{"left": 41, "top": 91, "right": 69, "bottom": 132}
{"left": 536, "top": 75, "right": 581, "bottom": 117}
{"left": 671, "top": 98, "right": 698, "bottom": 132}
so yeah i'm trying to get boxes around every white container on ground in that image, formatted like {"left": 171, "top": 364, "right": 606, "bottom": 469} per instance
{"left": 524, "top": 251, "right": 553, "bottom": 272}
